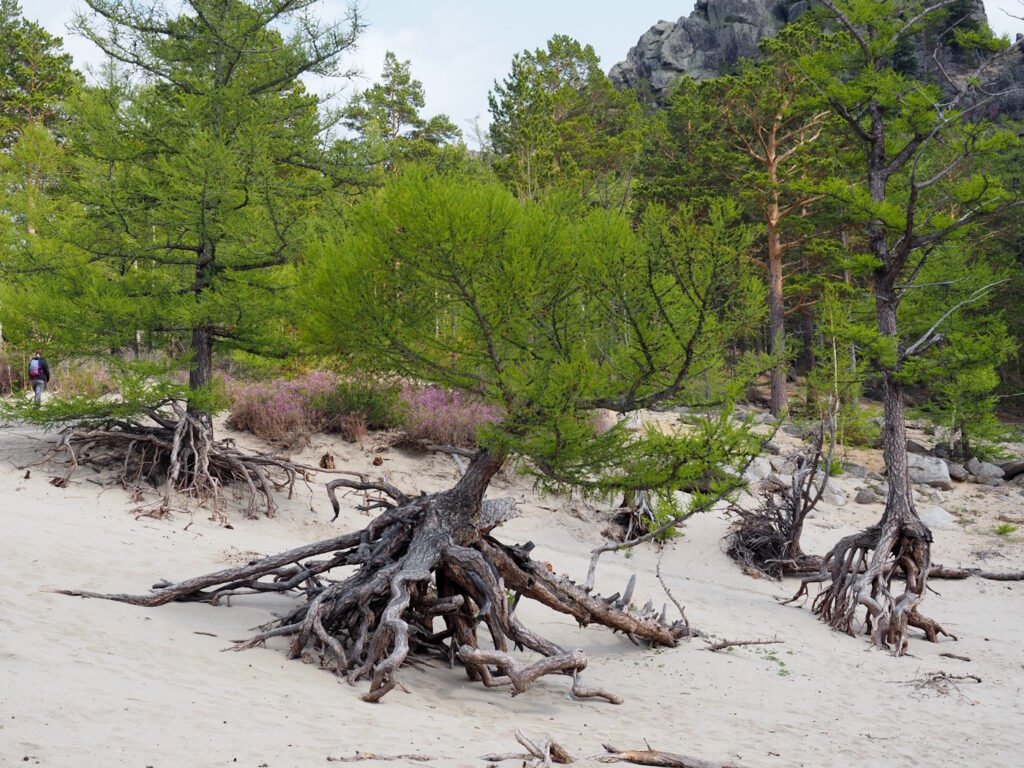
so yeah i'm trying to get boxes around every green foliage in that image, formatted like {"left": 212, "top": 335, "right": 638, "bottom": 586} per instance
{"left": 0, "top": 359, "right": 220, "bottom": 428}
{"left": 489, "top": 35, "right": 644, "bottom": 206}
{"left": 806, "top": 284, "right": 878, "bottom": 448}
{"left": 342, "top": 51, "right": 461, "bottom": 172}
{"left": 994, "top": 523, "right": 1018, "bottom": 536}
{"left": 311, "top": 377, "right": 404, "bottom": 433}
{"left": 0, "top": 0, "right": 82, "bottom": 147}
{"left": 1, "top": 0, "right": 363, "bottom": 427}
{"left": 303, "top": 169, "right": 760, "bottom": 497}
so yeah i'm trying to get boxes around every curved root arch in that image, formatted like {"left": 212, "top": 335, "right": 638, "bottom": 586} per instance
{"left": 62, "top": 480, "right": 688, "bottom": 702}
{"left": 788, "top": 516, "right": 954, "bottom": 652}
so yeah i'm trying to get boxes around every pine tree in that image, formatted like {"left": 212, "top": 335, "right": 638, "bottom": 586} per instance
{"left": 489, "top": 35, "right": 644, "bottom": 208}
{"left": 341, "top": 51, "right": 460, "bottom": 173}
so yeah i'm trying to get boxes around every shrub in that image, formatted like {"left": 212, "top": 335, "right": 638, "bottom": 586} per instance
{"left": 226, "top": 377, "right": 312, "bottom": 447}
{"left": 399, "top": 384, "right": 501, "bottom": 447}
{"left": 310, "top": 377, "right": 404, "bottom": 435}
{"left": 51, "top": 359, "right": 117, "bottom": 397}
{"left": 225, "top": 372, "right": 502, "bottom": 448}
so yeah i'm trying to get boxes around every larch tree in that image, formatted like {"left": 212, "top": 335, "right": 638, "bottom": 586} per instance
{"left": 0, "top": 0, "right": 81, "bottom": 350}
{"left": 3, "top": 0, "right": 361, "bottom": 516}
{"left": 785, "top": 0, "right": 1021, "bottom": 652}
{"left": 0, "top": 0, "right": 81, "bottom": 147}
{"left": 67, "top": 170, "right": 764, "bottom": 703}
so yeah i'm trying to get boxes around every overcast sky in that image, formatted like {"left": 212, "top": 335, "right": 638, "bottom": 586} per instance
{"left": 29, "top": 1, "right": 1024, "bottom": 142}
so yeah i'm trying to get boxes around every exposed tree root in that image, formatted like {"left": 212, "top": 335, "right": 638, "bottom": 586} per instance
{"left": 725, "top": 491, "right": 822, "bottom": 578}
{"left": 787, "top": 515, "right": 955, "bottom": 653}
{"left": 60, "top": 453, "right": 688, "bottom": 702}
{"left": 726, "top": 409, "right": 833, "bottom": 578}
{"left": 50, "top": 402, "right": 305, "bottom": 518}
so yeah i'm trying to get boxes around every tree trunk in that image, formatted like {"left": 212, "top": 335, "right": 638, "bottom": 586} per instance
{"left": 189, "top": 326, "right": 213, "bottom": 392}
{"left": 792, "top": 104, "right": 951, "bottom": 651}
{"left": 767, "top": 222, "right": 787, "bottom": 417}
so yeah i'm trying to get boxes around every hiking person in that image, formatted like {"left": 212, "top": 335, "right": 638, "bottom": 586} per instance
{"left": 28, "top": 349, "right": 50, "bottom": 404}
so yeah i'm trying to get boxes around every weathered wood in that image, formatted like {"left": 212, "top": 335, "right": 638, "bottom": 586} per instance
{"left": 599, "top": 745, "right": 742, "bottom": 768}
{"left": 704, "top": 638, "right": 783, "bottom": 653}
{"left": 61, "top": 450, "right": 682, "bottom": 702}
{"left": 929, "top": 564, "right": 1024, "bottom": 581}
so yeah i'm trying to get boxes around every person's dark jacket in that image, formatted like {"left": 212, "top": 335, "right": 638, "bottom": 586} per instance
{"left": 28, "top": 356, "right": 50, "bottom": 383}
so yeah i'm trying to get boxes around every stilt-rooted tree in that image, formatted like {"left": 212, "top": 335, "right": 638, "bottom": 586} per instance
{"left": 68, "top": 171, "right": 763, "bottom": 702}
{"left": 784, "top": 0, "right": 1021, "bottom": 652}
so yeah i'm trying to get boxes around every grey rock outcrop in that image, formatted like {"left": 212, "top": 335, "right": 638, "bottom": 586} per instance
{"left": 855, "top": 488, "right": 883, "bottom": 505}
{"left": 610, "top": 1, "right": 1024, "bottom": 117}
{"left": 907, "top": 453, "right": 954, "bottom": 491}
{"left": 609, "top": 0, "right": 791, "bottom": 100}
{"left": 744, "top": 456, "right": 773, "bottom": 483}
{"left": 967, "top": 457, "right": 1005, "bottom": 481}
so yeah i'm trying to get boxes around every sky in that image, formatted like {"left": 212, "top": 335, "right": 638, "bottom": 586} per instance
{"left": 28, "top": 1, "right": 1024, "bottom": 143}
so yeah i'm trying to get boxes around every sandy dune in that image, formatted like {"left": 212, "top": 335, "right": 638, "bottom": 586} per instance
{"left": 2, "top": 420, "right": 1023, "bottom": 767}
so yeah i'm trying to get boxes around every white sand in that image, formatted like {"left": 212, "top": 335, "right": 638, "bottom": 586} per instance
{"left": 2, "top": 420, "right": 1023, "bottom": 767}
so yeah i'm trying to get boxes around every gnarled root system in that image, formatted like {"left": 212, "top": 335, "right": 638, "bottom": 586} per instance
{"left": 787, "top": 514, "right": 954, "bottom": 653}
{"left": 61, "top": 465, "right": 688, "bottom": 702}
{"left": 52, "top": 402, "right": 299, "bottom": 518}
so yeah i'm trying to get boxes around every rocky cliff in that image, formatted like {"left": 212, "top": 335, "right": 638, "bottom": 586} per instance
{"left": 610, "top": 0, "right": 1023, "bottom": 115}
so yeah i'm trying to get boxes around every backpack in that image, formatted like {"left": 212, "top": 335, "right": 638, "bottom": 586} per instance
{"left": 29, "top": 358, "right": 41, "bottom": 378}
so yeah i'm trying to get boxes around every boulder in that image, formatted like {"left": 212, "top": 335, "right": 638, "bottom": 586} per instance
{"left": 761, "top": 440, "right": 782, "bottom": 455}
{"left": 907, "top": 453, "right": 954, "bottom": 491}
{"left": 1002, "top": 460, "right": 1024, "bottom": 481}
{"left": 944, "top": 461, "right": 969, "bottom": 482}
{"left": 966, "top": 457, "right": 983, "bottom": 475}
{"left": 766, "top": 472, "right": 793, "bottom": 490}
{"left": 821, "top": 486, "right": 847, "bottom": 507}
{"left": 975, "top": 461, "right": 1005, "bottom": 481}
{"left": 841, "top": 463, "right": 868, "bottom": 479}
{"left": 906, "top": 439, "right": 930, "bottom": 455}
{"left": 743, "top": 456, "right": 772, "bottom": 483}
{"left": 768, "top": 455, "right": 796, "bottom": 474}
{"left": 918, "top": 505, "right": 958, "bottom": 531}
{"left": 855, "top": 489, "right": 884, "bottom": 505}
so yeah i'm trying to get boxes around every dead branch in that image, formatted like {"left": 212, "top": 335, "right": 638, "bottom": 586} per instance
{"left": 940, "top": 652, "right": 971, "bottom": 662}
{"left": 929, "top": 564, "right": 1024, "bottom": 581}
{"left": 599, "top": 745, "right": 742, "bottom": 768}
{"left": 704, "top": 638, "right": 784, "bottom": 653}
{"left": 326, "top": 752, "right": 435, "bottom": 762}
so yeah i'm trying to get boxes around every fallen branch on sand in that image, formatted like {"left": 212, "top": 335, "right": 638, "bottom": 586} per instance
{"left": 598, "top": 744, "right": 743, "bottom": 768}
{"left": 928, "top": 564, "right": 1024, "bottom": 581}
{"left": 904, "top": 671, "right": 982, "bottom": 703}
{"left": 481, "top": 730, "right": 576, "bottom": 766}
{"left": 703, "top": 638, "right": 783, "bottom": 653}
